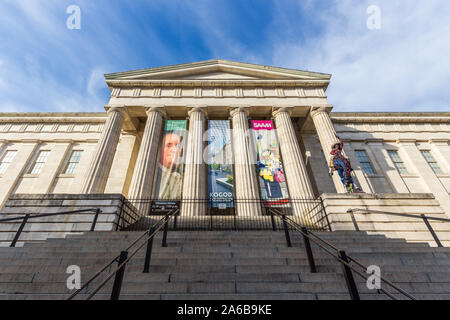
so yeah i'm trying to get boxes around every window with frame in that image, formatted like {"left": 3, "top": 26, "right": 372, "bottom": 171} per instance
{"left": 0, "top": 150, "right": 17, "bottom": 174}
{"left": 388, "top": 150, "right": 408, "bottom": 174}
{"left": 28, "top": 150, "right": 50, "bottom": 174}
{"left": 420, "top": 150, "right": 443, "bottom": 174}
{"left": 355, "top": 150, "right": 375, "bottom": 174}
{"left": 64, "top": 150, "right": 83, "bottom": 174}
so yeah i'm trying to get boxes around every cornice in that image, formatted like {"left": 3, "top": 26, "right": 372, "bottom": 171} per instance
{"left": 330, "top": 113, "right": 450, "bottom": 123}
{"left": 0, "top": 117, "right": 106, "bottom": 123}
{"left": 0, "top": 112, "right": 107, "bottom": 123}
{"left": 428, "top": 139, "right": 450, "bottom": 144}
{"left": 106, "top": 79, "right": 331, "bottom": 88}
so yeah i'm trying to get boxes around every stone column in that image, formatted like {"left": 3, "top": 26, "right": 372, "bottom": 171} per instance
{"left": 127, "top": 107, "right": 166, "bottom": 214}
{"left": 310, "top": 106, "right": 347, "bottom": 193}
{"left": 230, "top": 107, "right": 262, "bottom": 217}
{"left": 81, "top": 107, "right": 125, "bottom": 194}
{"left": 273, "top": 107, "right": 315, "bottom": 225}
{"left": 180, "top": 107, "right": 207, "bottom": 216}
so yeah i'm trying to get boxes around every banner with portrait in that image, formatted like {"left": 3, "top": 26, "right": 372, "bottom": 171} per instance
{"left": 153, "top": 120, "right": 187, "bottom": 200}
{"left": 207, "top": 120, "right": 234, "bottom": 208}
{"left": 251, "top": 120, "right": 289, "bottom": 206}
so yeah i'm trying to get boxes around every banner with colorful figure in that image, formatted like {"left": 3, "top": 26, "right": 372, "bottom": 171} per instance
{"left": 207, "top": 120, "right": 234, "bottom": 208}
{"left": 153, "top": 120, "right": 187, "bottom": 200}
{"left": 251, "top": 120, "right": 289, "bottom": 205}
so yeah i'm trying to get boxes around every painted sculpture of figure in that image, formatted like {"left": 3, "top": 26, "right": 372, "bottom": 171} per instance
{"left": 329, "top": 135, "right": 361, "bottom": 193}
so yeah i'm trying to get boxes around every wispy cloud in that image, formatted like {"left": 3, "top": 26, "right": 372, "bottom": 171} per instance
{"left": 0, "top": 0, "right": 449, "bottom": 112}
{"left": 269, "top": 0, "right": 450, "bottom": 111}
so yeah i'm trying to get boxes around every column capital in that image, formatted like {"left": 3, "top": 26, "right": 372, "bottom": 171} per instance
{"left": 187, "top": 106, "right": 208, "bottom": 118}
{"left": 105, "top": 105, "right": 128, "bottom": 117}
{"left": 144, "top": 106, "right": 167, "bottom": 118}
{"left": 272, "top": 107, "right": 293, "bottom": 118}
{"left": 310, "top": 105, "right": 333, "bottom": 118}
{"left": 230, "top": 106, "right": 250, "bottom": 118}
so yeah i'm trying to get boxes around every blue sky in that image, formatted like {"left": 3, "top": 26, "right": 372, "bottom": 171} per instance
{"left": 1, "top": 0, "right": 449, "bottom": 113}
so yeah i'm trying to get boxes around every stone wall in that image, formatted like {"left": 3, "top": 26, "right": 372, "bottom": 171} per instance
{"left": 322, "top": 193, "right": 450, "bottom": 246}
{"left": 0, "top": 194, "right": 140, "bottom": 247}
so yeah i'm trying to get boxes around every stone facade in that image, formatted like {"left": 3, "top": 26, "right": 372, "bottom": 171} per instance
{"left": 0, "top": 60, "right": 449, "bottom": 227}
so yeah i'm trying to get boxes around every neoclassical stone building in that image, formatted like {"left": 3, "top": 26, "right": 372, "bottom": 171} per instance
{"left": 1, "top": 60, "right": 449, "bottom": 244}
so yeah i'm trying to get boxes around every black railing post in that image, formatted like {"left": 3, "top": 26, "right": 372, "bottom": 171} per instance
{"left": 339, "top": 250, "right": 360, "bottom": 301}
{"left": 110, "top": 250, "right": 128, "bottom": 300}
{"left": 143, "top": 226, "right": 155, "bottom": 273}
{"left": 210, "top": 209, "right": 213, "bottom": 231}
{"left": 173, "top": 211, "right": 178, "bottom": 231}
{"left": 233, "top": 204, "right": 237, "bottom": 231}
{"left": 90, "top": 208, "right": 100, "bottom": 232}
{"left": 270, "top": 210, "right": 277, "bottom": 231}
{"left": 282, "top": 215, "right": 292, "bottom": 247}
{"left": 301, "top": 227, "right": 317, "bottom": 273}
{"left": 10, "top": 214, "right": 30, "bottom": 248}
{"left": 162, "top": 213, "right": 169, "bottom": 247}
{"left": 421, "top": 214, "right": 443, "bottom": 247}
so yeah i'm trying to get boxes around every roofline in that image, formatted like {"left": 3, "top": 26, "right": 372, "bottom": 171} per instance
{"left": 1, "top": 111, "right": 448, "bottom": 118}
{"left": 0, "top": 112, "right": 107, "bottom": 117}
{"left": 331, "top": 112, "right": 450, "bottom": 117}
{"left": 104, "top": 59, "right": 332, "bottom": 80}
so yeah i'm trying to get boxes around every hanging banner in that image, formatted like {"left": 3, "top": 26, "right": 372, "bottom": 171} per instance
{"left": 153, "top": 120, "right": 187, "bottom": 200}
{"left": 207, "top": 120, "right": 234, "bottom": 208}
{"left": 251, "top": 120, "right": 289, "bottom": 206}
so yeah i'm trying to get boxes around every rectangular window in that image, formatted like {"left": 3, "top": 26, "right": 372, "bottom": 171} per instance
{"left": 388, "top": 150, "right": 408, "bottom": 174}
{"left": 0, "top": 150, "right": 17, "bottom": 174}
{"left": 355, "top": 150, "right": 375, "bottom": 175}
{"left": 420, "top": 150, "right": 443, "bottom": 174}
{"left": 28, "top": 150, "right": 50, "bottom": 174}
{"left": 64, "top": 150, "right": 83, "bottom": 174}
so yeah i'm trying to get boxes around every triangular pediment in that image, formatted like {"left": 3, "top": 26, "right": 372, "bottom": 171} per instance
{"left": 105, "top": 60, "right": 331, "bottom": 82}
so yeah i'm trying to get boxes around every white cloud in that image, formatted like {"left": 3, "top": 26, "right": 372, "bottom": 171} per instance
{"left": 87, "top": 68, "right": 107, "bottom": 97}
{"left": 269, "top": 0, "right": 450, "bottom": 111}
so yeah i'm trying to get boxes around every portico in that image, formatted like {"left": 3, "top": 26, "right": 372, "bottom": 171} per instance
{"left": 75, "top": 61, "right": 350, "bottom": 221}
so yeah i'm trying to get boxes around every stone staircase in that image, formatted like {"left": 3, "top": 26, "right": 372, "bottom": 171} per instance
{"left": 0, "top": 230, "right": 450, "bottom": 300}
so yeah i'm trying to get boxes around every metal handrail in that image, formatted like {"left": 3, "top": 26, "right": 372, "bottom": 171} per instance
{"left": 348, "top": 208, "right": 450, "bottom": 222}
{"left": 269, "top": 209, "right": 416, "bottom": 300}
{"left": 67, "top": 208, "right": 178, "bottom": 300}
{"left": 0, "top": 208, "right": 99, "bottom": 222}
{"left": 347, "top": 208, "right": 449, "bottom": 247}
{"left": 0, "top": 208, "right": 102, "bottom": 247}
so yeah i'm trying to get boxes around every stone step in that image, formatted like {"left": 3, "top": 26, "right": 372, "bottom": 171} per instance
{"left": 2, "top": 270, "right": 447, "bottom": 285}
{"left": 3, "top": 292, "right": 449, "bottom": 301}
{"left": 1, "top": 229, "right": 449, "bottom": 300}
{"left": 7, "top": 250, "right": 425, "bottom": 260}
